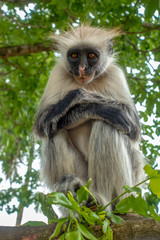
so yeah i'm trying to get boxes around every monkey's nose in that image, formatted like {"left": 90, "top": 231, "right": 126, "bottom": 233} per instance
{"left": 79, "top": 66, "right": 85, "bottom": 76}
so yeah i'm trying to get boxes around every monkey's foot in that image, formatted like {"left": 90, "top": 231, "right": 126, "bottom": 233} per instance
{"left": 53, "top": 174, "right": 83, "bottom": 199}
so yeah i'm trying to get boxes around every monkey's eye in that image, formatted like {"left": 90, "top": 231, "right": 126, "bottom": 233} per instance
{"left": 88, "top": 53, "right": 95, "bottom": 59}
{"left": 71, "top": 53, "right": 78, "bottom": 59}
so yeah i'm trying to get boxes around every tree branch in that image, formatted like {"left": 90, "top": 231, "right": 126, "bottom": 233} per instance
{"left": 112, "top": 214, "right": 160, "bottom": 240}
{"left": 0, "top": 223, "right": 58, "bottom": 240}
{"left": 150, "top": 46, "right": 160, "bottom": 53}
{"left": 64, "top": 8, "right": 76, "bottom": 21}
{"left": 0, "top": 215, "right": 160, "bottom": 240}
{"left": 142, "top": 22, "right": 160, "bottom": 30}
{"left": 126, "top": 38, "right": 160, "bottom": 54}
{"left": 126, "top": 23, "right": 160, "bottom": 34}
{"left": 0, "top": 43, "right": 54, "bottom": 59}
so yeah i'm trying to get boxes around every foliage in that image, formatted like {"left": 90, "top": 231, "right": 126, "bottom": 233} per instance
{"left": 38, "top": 172, "right": 160, "bottom": 239}
{"left": 39, "top": 179, "right": 117, "bottom": 240}
{"left": 0, "top": 0, "right": 159, "bottom": 225}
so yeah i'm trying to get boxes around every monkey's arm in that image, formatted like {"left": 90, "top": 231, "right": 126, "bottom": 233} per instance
{"left": 33, "top": 89, "right": 140, "bottom": 140}
{"left": 57, "top": 102, "right": 140, "bottom": 141}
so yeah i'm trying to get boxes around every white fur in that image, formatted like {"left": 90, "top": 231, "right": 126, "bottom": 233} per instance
{"left": 34, "top": 25, "right": 144, "bottom": 212}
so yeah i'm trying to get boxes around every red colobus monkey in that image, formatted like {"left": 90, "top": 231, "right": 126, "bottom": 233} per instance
{"left": 33, "top": 25, "right": 144, "bottom": 212}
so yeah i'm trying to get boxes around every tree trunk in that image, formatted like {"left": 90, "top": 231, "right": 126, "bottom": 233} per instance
{"left": 15, "top": 202, "right": 24, "bottom": 226}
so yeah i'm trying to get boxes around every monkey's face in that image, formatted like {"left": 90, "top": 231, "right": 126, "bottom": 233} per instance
{"left": 67, "top": 46, "right": 102, "bottom": 84}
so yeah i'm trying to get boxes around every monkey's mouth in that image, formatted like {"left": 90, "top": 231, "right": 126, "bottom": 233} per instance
{"left": 74, "top": 75, "right": 94, "bottom": 84}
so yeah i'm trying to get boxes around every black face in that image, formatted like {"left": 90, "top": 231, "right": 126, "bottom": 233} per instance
{"left": 67, "top": 46, "right": 100, "bottom": 84}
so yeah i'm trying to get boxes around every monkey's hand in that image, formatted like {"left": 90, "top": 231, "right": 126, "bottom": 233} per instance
{"left": 53, "top": 175, "right": 104, "bottom": 208}
{"left": 33, "top": 89, "right": 83, "bottom": 138}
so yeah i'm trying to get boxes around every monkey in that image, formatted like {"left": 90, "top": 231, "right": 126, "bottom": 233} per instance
{"left": 33, "top": 25, "right": 144, "bottom": 213}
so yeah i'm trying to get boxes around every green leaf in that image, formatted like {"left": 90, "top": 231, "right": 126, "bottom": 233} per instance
{"left": 106, "top": 211, "right": 124, "bottom": 225}
{"left": 77, "top": 179, "right": 92, "bottom": 204}
{"left": 86, "top": 178, "right": 92, "bottom": 188}
{"left": 130, "top": 195, "right": 148, "bottom": 216}
{"left": 77, "top": 222, "right": 97, "bottom": 240}
{"left": 65, "top": 231, "right": 83, "bottom": 240}
{"left": 116, "top": 195, "right": 148, "bottom": 216}
{"left": 47, "top": 192, "right": 73, "bottom": 209}
{"left": 77, "top": 186, "right": 89, "bottom": 204}
{"left": 144, "top": 165, "right": 160, "bottom": 197}
{"left": 79, "top": 186, "right": 98, "bottom": 206}
{"left": 98, "top": 210, "right": 106, "bottom": 220}
{"left": 148, "top": 205, "right": 160, "bottom": 222}
{"left": 67, "top": 191, "right": 81, "bottom": 212}
{"left": 150, "top": 177, "right": 160, "bottom": 198}
{"left": 39, "top": 193, "right": 58, "bottom": 222}
{"left": 123, "top": 185, "right": 142, "bottom": 195}
{"left": 102, "top": 219, "right": 110, "bottom": 233}
{"left": 80, "top": 205, "right": 102, "bottom": 225}
{"left": 115, "top": 197, "right": 132, "bottom": 214}
{"left": 144, "top": 165, "right": 155, "bottom": 176}
{"left": 59, "top": 233, "right": 65, "bottom": 240}
{"left": 76, "top": 186, "right": 89, "bottom": 204}
{"left": 105, "top": 224, "right": 113, "bottom": 240}
{"left": 49, "top": 221, "right": 64, "bottom": 240}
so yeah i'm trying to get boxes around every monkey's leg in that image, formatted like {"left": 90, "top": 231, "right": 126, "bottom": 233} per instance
{"left": 40, "top": 128, "right": 90, "bottom": 212}
{"left": 88, "top": 121, "right": 135, "bottom": 209}
{"left": 41, "top": 129, "right": 89, "bottom": 216}
{"left": 40, "top": 129, "right": 86, "bottom": 189}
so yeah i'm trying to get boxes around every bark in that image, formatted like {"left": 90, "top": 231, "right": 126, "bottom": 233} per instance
{"left": 142, "top": 22, "right": 160, "bottom": 30}
{"left": 0, "top": 223, "right": 57, "bottom": 240}
{"left": 112, "top": 214, "right": 160, "bottom": 240}
{"left": 0, "top": 215, "right": 160, "bottom": 240}
{"left": 0, "top": 41, "right": 159, "bottom": 59}
{"left": 0, "top": 43, "right": 54, "bottom": 59}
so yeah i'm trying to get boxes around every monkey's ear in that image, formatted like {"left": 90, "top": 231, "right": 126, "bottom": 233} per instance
{"left": 108, "top": 41, "right": 113, "bottom": 56}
